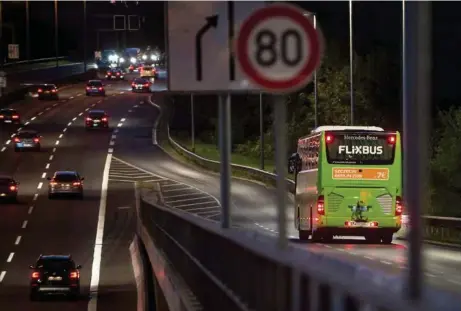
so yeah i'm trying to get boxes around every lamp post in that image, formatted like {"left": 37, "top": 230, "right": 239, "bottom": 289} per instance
{"left": 83, "top": 0, "right": 87, "bottom": 72}
{"left": 54, "top": 0, "right": 58, "bottom": 67}
{"left": 303, "top": 12, "right": 318, "bottom": 128}
{"left": 25, "top": 0, "right": 30, "bottom": 61}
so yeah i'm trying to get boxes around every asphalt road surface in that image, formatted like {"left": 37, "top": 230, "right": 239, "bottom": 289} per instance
{"left": 105, "top": 79, "right": 461, "bottom": 298}
{"left": 0, "top": 75, "right": 140, "bottom": 310}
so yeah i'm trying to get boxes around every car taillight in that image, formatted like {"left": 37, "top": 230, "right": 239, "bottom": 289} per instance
{"left": 73, "top": 182, "right": 81, "bottom": 186}
{"left": 317, "top": 195, "right": 325, "bottom": 215}
{"left": 99, "top": 87, "right": 103, "bottom": 91}
{"left": 86, "top": 87, "right": 90, "bottom": 90}
{"left": 69, "top": 271, "right": 79, "bottom": 279}
{"left": 13, "top": 137, "right": 20, "bottom": 142}
{"left": 395, "top": 196, "right": 403, "bottom": 216}
{"left": 144, "top": 83, "right": 149, "bottom": 87}
{"left": 388, "top": 135, "right": 396, "bottom": 144}
{"left": 37, "top": 88, "right": 42, "bottom": 92}
{"left": 33, "top": 138, "right": 39, "bottom": 143}
{"left": 116, "top": 72, "right": 120, "bottom": 75}
{"left": 31, "top": 271, "right": 40, "bottom": 279}
{"left": 131, "top": 83, "right": 135, "bottom": 87}
{"left": 107, "top": 72, "right": 111, "bottom": 75}
{"left": 51, "top": 89, "right": 56, "bottom": 93}
{"left": 0, "top": 115, "right": 3, "bottom": 118}
{"left": 86, "top": 117, "right": 92, "bottom": 121}
{"left": 50, "top": 181, "right": 57, "bottom": 186}
{"left": 102, "top": 117, "right": 107, "bottom": 121}
{"left": 12, "top": 115, "right": 19, "bottom": 119}
{"left": 325, "top": 134, "right": 333, "bottom": 143}
{"left": 9, "top": 185, "right": 17, "bottom": 191}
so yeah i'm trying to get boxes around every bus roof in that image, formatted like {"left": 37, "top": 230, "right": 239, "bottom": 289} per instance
{"left": 311, "top": 126, "right": 384, "bottom": 133}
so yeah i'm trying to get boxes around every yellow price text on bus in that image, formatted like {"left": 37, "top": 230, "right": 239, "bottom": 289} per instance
{"left": 332, "top": 168, "right": 389, "bottom": 181}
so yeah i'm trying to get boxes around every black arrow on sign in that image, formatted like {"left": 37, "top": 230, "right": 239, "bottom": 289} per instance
{"left": 195, "top": 15, "right": 218, "bottom": 81}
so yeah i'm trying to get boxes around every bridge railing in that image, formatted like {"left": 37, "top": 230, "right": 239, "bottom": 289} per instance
{"left": 135, "top": 181, "right": 461, "bottom": 311}
{"left": 3, "top": 56, "right": 68, "bottom": 68}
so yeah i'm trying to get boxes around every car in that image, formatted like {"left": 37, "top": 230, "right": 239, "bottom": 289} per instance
{"left": 0, "top": 176, "right": 19, "bottom": 202}
{"left": 131, "top": 78, "right": 151, "bottom": 93}
{"left": 85, "top": 110, "right": 109, "bottom": 129}
{"left": 37, "top": 84, "right": 59, "bottom": 100}
{"left": 47, "top": 171, "right": 84, "bottom": 199}
{"left": 0, "top": 108, "right": 20, "bottom": 124}
{"left": 29, "top": 254, "right": 82, "bottom": 300}
{"left": 14, "top": 130, "right": 41, "bottom": 152}
{"left": 105, "top": 68, "right": 124, "bottom": 80}
{"left": 140, "top": 65, "right": 157, "bottom": 79}
{"left": 85, "top": 80, "right": 106, "bottom": 96}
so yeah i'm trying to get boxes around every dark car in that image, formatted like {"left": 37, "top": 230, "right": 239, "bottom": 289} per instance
{"left": 105, "top": 68, "right": 124, "bottom": 80}
{"left": 14, "top": 130, "right": 41, "bottom": 152}
{"left": 0, "top": 108, "right": 20, "bottom": 124}
{"left": 29, "top": 255, "right": 82, "bottom": 300}
{"left": 0, "top": 176, "right": 19, "bottom": 202}
{"left": 85, "top": 80, "right": 105, "bottom": 96}
{"left": 47, "top": 171, "right": 84, "bottom": 199}
{"left": 37, "top": 84, "right": 59, "bottom": 100}
{"left": 85, "top": 110, "right": 109, "bottom": 129}
{"left": 131, "top": 78, "right": 151, "bottom": 93}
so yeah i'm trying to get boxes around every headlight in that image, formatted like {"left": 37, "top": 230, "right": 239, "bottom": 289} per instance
{"left": 119, "top": 58, "right": 125, "bottom": 63}
{"left": 142, "top": 54, "right": 147, "bottom": 60}
{"left": 130, "top": 57, "right": 136, "bottom": 63}
{"left": 151, "top": 55, "right": 158, "bottom": 61}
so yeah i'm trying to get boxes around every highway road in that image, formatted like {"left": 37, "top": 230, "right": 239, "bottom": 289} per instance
{"left": 0, "top": 75, "right": 139, "bottom": 310}
{"left": 106, "top": 79, "right": 461, "bottom": 298}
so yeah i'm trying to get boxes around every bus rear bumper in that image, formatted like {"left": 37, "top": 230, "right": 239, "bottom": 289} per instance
{"left": 314, "top": 227, "right": 400, "bottom": 237}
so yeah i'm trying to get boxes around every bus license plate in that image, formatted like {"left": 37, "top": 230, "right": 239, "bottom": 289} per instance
{"left": 348, "top": 221, "right": 368, "bottom": 227}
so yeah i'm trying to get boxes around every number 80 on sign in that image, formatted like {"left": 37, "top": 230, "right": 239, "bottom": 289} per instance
{"left": 235, "top": 3, "right": 324, "bottom": 93}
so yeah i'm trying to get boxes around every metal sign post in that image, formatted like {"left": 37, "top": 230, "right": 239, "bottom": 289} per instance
{"left": 236, "top": 3, "right": 324, "bottom": 248}
{"left": 191, "top": 94, "right": 195, "bottom": 153}
{"left": 219, "top": 94, "right": 231, "bottom": 228}
{"left": 403, "top": 0, "right": 431, "bottom": 301}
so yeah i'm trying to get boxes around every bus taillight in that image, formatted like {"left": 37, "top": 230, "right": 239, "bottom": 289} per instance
{"left": 317, "top": 195, "right": 325, "bottom": 215}
{"left": 388, "top": 135, "right": 396, "bottom": 144}
{"left": 325, "top": 134, "right": 334, "bottom": 143}
{"left": 395, "top": 196, "right": 403, "bottom": 216}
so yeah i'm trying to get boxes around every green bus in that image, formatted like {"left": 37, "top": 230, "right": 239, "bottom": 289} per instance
{"left": 289, "top": 126, "right": 403, "bottom": 244}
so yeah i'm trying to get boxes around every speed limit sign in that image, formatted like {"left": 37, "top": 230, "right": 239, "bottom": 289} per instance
{"left": 236, "top": 3, "right": 324, "bottom": 93}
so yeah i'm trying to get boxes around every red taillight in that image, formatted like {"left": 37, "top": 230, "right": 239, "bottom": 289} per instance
{"left": 395, "top": 196, "right": 403, "bottom": 216}
{"left": 131, "top": 83, "right": 135, "bottom": 87}
{"left": 317, "top": 195, "right": 325, "bottom": 215}
{"left": 0, "top": 115, "right": 3, "bottom": 118}
{"left": 73, "top": 182, "right": 81, "bottom": 186}
{"left": 86, "top": 117, "right": 92, "bottom": 121}
{"left": 99, "top": 87, "right": 103, "bottom": 91}
{"left": 12, "top": 115, "right": 19, "bottom": 119}
{"left": 33, "top": 138, "right": 39, "bottom": 143}
{"left": 69, "top": 271, "right": 79, "bottom": 279}
{"left": 102, "top": 117, "right": 107, "bottom": 121}
{"left": 37, "top": 88, "right": 42, "bottom": 92}
{"left": 51, "top": 89, "right": 56, "bottom": 93}
{"left": 325, "top": 134, "right": 333, "bottom": 143}
{"left": 107, "top": 72, "right": 111, "bottom": 75}
{"left": 9, "top": 185, "right": 17, "bottom": 191}
{"left": 50, "top": 181, "right": 57, "bottom": 186}
{"left": 13, "top": 137, "right": 20, "bottom": 142}
{"left": 31, "top": 271, "right": 40, "bottom": 279}
{"left": 388, "top": 135, "right": 396, "bottom": 144}
{"left": 86, "top": 87, "right": 90, "bottom": 90}
{"left": 144, "top": 83, "right": 149, "bottom": 87}
{"left": 116, "top": 72, "right": 120, "bottom": 75}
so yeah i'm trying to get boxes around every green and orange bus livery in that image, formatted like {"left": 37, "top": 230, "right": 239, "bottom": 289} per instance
{"left": 289, "top": 126, "right": 403, "bottom": 244}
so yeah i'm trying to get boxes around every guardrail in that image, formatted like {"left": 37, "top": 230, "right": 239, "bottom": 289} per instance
{"left": 135, "top": 181, "right": 461, "bottom": 311}
{"left": 3, "top": 56, "right": 68, "bottom": 68}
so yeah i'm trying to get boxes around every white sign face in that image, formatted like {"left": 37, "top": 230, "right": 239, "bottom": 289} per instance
{"left": 166, "top": 1, "right": 266, "bottom": 92}
{"left": 0, "top": 77, "right": 6, "bottom": 88}
{"left": 236, "top": 4, "right": 323, "bottom": 93}
{"left": 8, "top": 44, "right": 19, "bottom": 59}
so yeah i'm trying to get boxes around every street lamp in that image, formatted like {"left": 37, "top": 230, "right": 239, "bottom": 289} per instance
{"left": 54, "top": 0, "right": 58, "bottom": 67}
{"left": 26, "top": 0, "right": 30, "bottom": 61}
{"left": 83, "top": 0, "right": 87, "bottom": 72}
{"left": 303, "top": 12, "right": 318, "bottom": 128}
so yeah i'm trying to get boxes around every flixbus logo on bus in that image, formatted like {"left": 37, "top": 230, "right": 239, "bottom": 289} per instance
{"left": 338, "top": 145, "right": 383, "bottom": 155}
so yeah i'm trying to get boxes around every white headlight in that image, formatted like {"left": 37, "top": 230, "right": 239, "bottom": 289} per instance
{"left": 151, "top": 55, "right": 158, "bottom": 61}
{"left": 130, "top": 57, "right": 136, "bottom": 63}
{"left": 119, "top": 58, "right": 125, "bottom": 63}
{"left": 142, "top": 54, "right": 147, "bottom": 60}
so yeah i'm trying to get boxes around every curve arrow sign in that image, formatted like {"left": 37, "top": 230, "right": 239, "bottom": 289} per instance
{"left": 195, "top": 15, "right": 218, "bottom": 81}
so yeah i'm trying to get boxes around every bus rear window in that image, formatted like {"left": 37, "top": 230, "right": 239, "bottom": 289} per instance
{"left": 325, "top": 132, "right": 396, "bottom": 165}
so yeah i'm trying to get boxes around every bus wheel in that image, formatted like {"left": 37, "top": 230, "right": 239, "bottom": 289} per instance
{"left": 381, "top": 233, "right": 393, "bottom": 244}
{"left": 299, "top": 230, "right": 311, "bottom": 241}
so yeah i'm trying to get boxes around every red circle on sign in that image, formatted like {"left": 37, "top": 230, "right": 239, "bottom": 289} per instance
{"left": 236, "top": 4, "right": 321, "bottom": 92}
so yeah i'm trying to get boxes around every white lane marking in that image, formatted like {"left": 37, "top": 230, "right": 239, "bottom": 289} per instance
{"left": 109, "top": 141, "right": 115, "bottom": 146}
{"left": 41, "top": 172, "right": 47, "bottom": 178}
{"left": 53, "top": 103, "right": 58, "bottom": 107}
{"left": 14, "top": 236, "right": 21, "bottom": 245}
{"left": 121, "top": 118, "right": 126, "bottom": 122}
{"left": 140, "top": 101, "right": 144, "bottom": 104}
{"left": 0, "top": 271, "right": 5, "bottom": 282}
{"left": 46, "top": 107, "right": 51, "bottom": 111}
{"left": 87, "top": 153, "right": 112, "bottom": 311}
{"left": 128, "top": 110, "right": 132, "bottom": 113}
{"left": 45, "top": 163, "right": 50, "bottom": 169}
{"left": 133, "top": 105, "right": 138, "bottom": 108}
{"left": 108, "top": 148, "right": 114, "bottom": 153}
{"left": 59, "top": 134, "right": 63, "bottom": 138}
{"left": 63, "top": 128, "right": 67, "bottom": 132}
{"left": 38, "top": 112, "right": 43, "bottom": 116}
{"left": 111, "top": 135, "right": 116, "bottom": 140}
{"left": 72, "top": 117, "right": 77, "bottom": 121}
{"left": 6, "top": 253, "right": 13, "bottom": 262}
{"left": 28, "top": 206, "right": 34, "bottom": 214}
{"left": 24, "top": 121, "right": 30, "bottom": 125}
{"left": 77, "top": 94, "right": 82, "bottom": 97}
{"left": 10, "top": 133, "right": 15, "bottom": 138}
{"left": 364, "top": 256, "right": 374, "bottom": 260}
{"left": 97, "top": 100, "right": 102, "bottom": 104}
{"left": 17, "top": 127, "right": 22, "bottom": 131}
{"left": 448, "top": 279, "right": 461, "bottom": 285}
{"left": 31, "top": 116, "right": 36, "bottom": 121}
{"left": 55, "top": 140, "right": 60, "bottom": 145}
{"left": 52, "top": 148, "right": 56, "bottom": 152}
{"left": 117, "top": 123, "right": 122, "bottom": 127}
{"left": 5, "top": 140, "right": 10, "bottom": 144}
{"left": 67, "top": 122, "right": 72, "bottom": 126}
{"left": 1, "top": 147, "right": 5, "bottom": 152}
{"left": 37, "top": 182, "right": 43, "bottom": 190}
{"left": 79, "top": 112, "right": 83, "bottom": 116}
{"left": 114, "top": 129, "right": 119, "bottom": 133}
{"left": 380, "top": 260, "right": 392, "bottom": 265}
{"left": 33, "top": 194, "right": 39, "bottom": 201}
{"left": 70, "top": 96, "right": 74, "bottom": 99}
{"left": 85, "top": 108, "right": 90, "bottom": 111}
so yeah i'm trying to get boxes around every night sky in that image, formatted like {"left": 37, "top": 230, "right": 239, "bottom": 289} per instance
{"left": 3, "top": 1, "right": 459, "bottom": 108}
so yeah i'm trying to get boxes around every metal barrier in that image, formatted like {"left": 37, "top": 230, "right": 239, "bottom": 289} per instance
{"left": 136, "top": 182, "right": 461, "bottom": 311}
{"left": 3, "top": 56, "right": 68, "bottom": 68}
